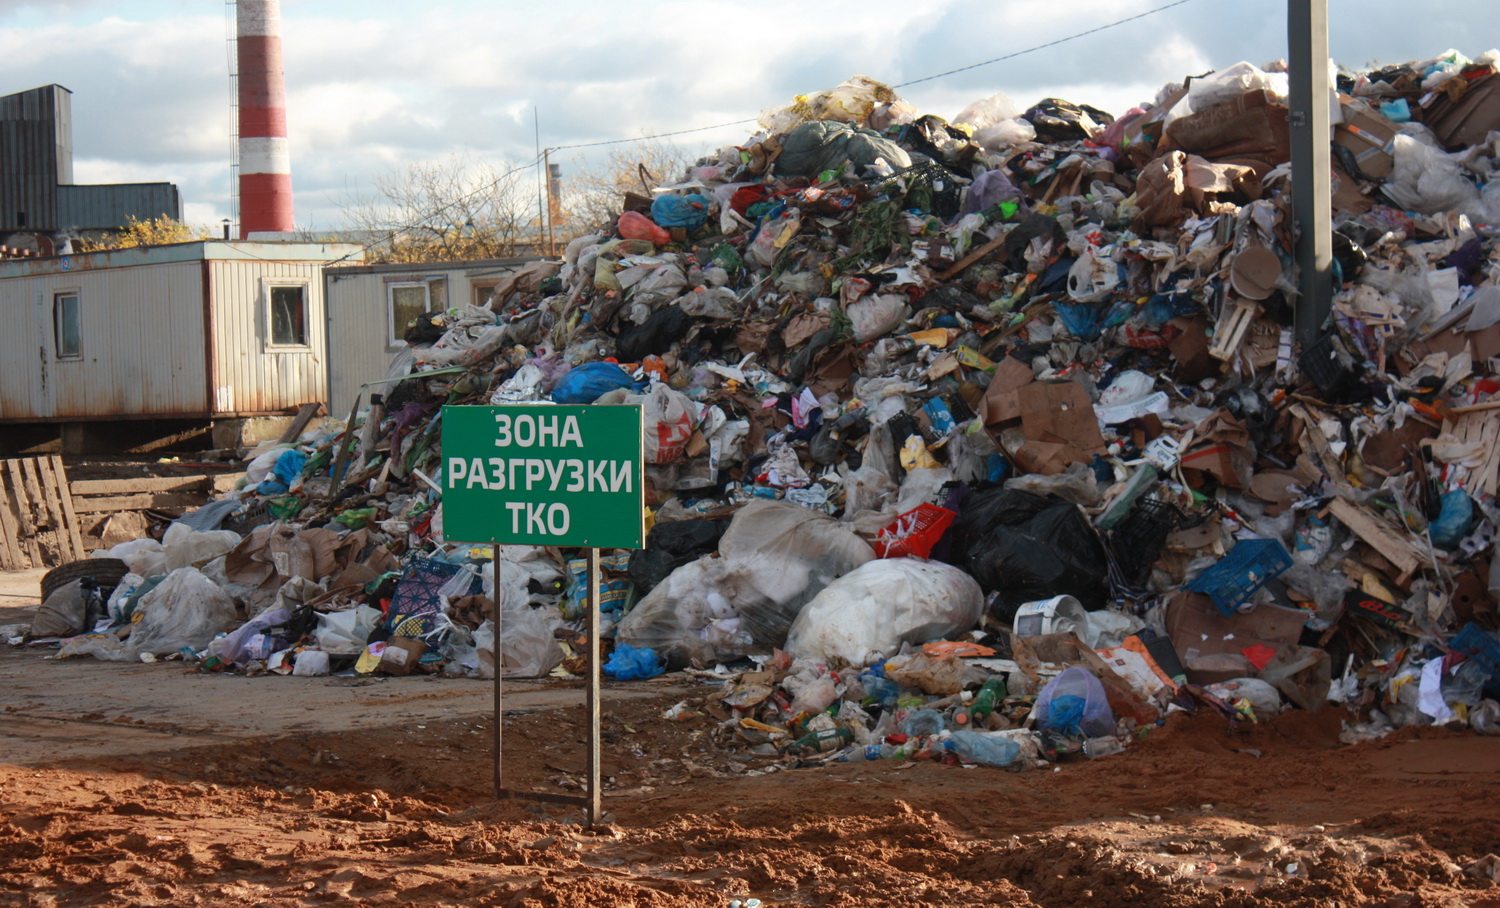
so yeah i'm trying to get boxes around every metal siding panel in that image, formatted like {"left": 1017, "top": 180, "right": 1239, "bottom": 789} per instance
{"left": 56, "top": 184, "right": 182, "bottom": 231}
{"left": 0, "top": 260, "right": 207, "bottom": 420}
{"left": 212, "top": 259, "right": 324, "bottom": 415}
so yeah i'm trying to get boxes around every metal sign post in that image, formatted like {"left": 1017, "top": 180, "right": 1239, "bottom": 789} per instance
{"left": 444, "top": 404, "right": 644, "bottom": 827}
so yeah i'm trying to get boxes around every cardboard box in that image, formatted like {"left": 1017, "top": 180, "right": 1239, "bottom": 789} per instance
{"left": 1163, "top": 591, "right": 1306, "bottom": 684}
{"left": 1334, "top": 100, "right": 1401, "bottom": 179}
{"left": 379, "top": 636, "right": 428, "bottom": 676}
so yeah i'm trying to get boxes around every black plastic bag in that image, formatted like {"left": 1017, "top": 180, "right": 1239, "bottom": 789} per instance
{"left": 942, "top": 487, "right": 1109, "bottom": 620}
{"left": 627, "top": 518, "right": 728, "bottom": 594}
{"left": 616, "top": 305, "right": 691, "bottom": 362}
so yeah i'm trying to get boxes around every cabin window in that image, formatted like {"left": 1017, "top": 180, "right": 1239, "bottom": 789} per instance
{"left": 54, "top": 292, "right": 81, "bottom": 359}
{"left": 388, "top": 278, "right": 446, "bottom": 346}
{"left": 268, "top": 284, "right": 308, "bottom": 347}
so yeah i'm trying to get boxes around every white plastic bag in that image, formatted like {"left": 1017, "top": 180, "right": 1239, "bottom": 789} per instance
{"left": 846, "top": 293, "right": 910, "bottom": 343}
{"left": 784, "top": 559, "right": 984, "bottom": 666}
{"left": 126, "top": 567, "right": 238, "bottom": 657}
{"left": 616, "top": 500, "right": 876, "bottom": 666}
{"left": 627, "top": 383, "right": 700, "bottom": 465}
{"left": 474, "top": 605, "right": 565, "bottom": 679}
{"left": 103, "top": 538, "right": 167, "bottom": 579}
{"left": 312, "top": 604, "right": 383, "bottom": 655}
{"left": 162, "top": 523, "right": 241, "bottom": 573}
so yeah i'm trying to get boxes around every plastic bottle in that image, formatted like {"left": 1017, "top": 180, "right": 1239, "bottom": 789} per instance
{"left": 902, "top": 708, "right": 945, "bottom": 738}
{"left": 859, "top": 672, "right": 901, "bottom": 708}
{"left": 953, "top": 677, "right": 1007, "bottom": 728}
{"left": 1082, "top": 736, "right": 1125, "bottom": 758}
{"left": 790, "top": 726, "right": 852, "bottom": 755}
{"left": 944, "top": 730, "right": 1021, "bottom": 767}
{"left": 838, "top": 743, "right": 906, "bottom": 762}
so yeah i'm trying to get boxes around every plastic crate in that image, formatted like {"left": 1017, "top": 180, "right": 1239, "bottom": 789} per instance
{"left": 1185, "top": 537, "right": 1293, "bottom": 616}
{"left": 1450, "top": 623, "right": 1500, "bottom": 682}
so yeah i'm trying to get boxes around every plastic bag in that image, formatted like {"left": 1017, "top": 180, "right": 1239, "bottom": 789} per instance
{"left": 1383, "top": 131, "right": 1481, "bottom": 214}
{"left": 474, "top": 605, "right": 565, "bottom": 678}
{"left": 627, "top": 517, "right": 728, "bottom": 595}
{"left": 758, "top": 75, "right": 899, "bottom": 133}
{"left": 945, "top": 730, "right": 1021, "bottom": 767}
{"left": 31, "top": 580, "right": 87, "bottom": 638}
{"left": 604, "top": 643, "right": 665, "bottom": 681}
{"left": 629, "top": 382, "right": 700, "bottom": 464}
{"left": 210, "top": 606, "right": 291, "bottom": 665}
{"left": 650, "top": 194, "right": 711, "bottom": 230}
{"left": 103, "top": 538, "right": 168, "bottom": 579}
{"left": 162, "top": 523, "right": 241, "bottom": 573}
{"left": 313, "top": 604, "right": 384, "bottom": 655}
{"left": 618, "top": 210, "right": 670, "bottom": 246}
{"left": 785, "top": 559, "right": 983, "bottom": 667}
{"left": 126, "top": 567, "right": 238, "bottom": 657}
{"left": 847, "top": 293, "right": 910, "bottom": 343}
{"left": 552, "top": 361, "right": 638, "bottom": 404}
{"left": 884, "top": 650, "right": 967, "bottom": 695}
{"left": 1035, "top": 666, "right": 1115, "bottom": 737}
{"left": 615, "top": 500, "right": 876, "bottom": 667}
{"left": 946, "top": 488, "right": 1110, "bottom": 618}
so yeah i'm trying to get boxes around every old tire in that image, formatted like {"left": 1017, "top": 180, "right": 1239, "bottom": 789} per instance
{"left": 40, "top": 558, "right": 130, "bottom": 603}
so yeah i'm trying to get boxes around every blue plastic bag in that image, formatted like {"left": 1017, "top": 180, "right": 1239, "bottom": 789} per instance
{"left": 1035, "top": 666, "right": 1114, "bottom": 737}
{"left": 604, "top": 644, "right": 664, "bottom": 681}
{"left": 273, "top": 448, "right": 308, "bottom": 486}
{"left": 650, "top": 194, "right": 711, "bottom": 230}
{"left": 551, "top": 361, "right": 637, "bottom": 404}
{"left": 1430, "top": 489, "right": 1476, "bottom": 549}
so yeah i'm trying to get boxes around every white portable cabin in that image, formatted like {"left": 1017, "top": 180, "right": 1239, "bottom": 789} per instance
{"left": 0, "top": 240, "right": 363, "bottom": 423}
{"left": 323, "top": 256, "right": 539, "bottom": 418}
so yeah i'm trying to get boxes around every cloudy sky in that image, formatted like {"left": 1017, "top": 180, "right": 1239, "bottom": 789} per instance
{"left": 1, "top": 0, "right": 1495, "bottom": 231}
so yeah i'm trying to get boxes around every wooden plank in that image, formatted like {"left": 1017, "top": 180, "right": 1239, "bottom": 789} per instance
{"left": 1327, "top": 497, "right": 1424, "bottom": 576}
{"left": 936, "top": 232, "right": 1010, "bottom": 282}
{"left": 277, "top": 402, "right": 324, "bottom": 445}
{"left": 21, "top": 456, "right": 65, "bottom": 566}
{"left": 72, "top": 492, "right": 209, "bottom": 514}
{"left": 0, "top": 466, "right": 24, "bottom": 570}
{"left": 70, "top": 475, "right": 216, "bottom": 495}
{"left": 6, "top": 459, "right": 41, "bottom": 565}
{"left": 44, "top": 455, "right": 84, "bottom": 561}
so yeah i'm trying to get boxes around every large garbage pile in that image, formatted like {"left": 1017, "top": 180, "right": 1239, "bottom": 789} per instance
{"left": 21, "top": 48, "right": 1500, "bottom": 767}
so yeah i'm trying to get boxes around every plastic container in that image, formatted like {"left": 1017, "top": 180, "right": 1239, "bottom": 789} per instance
{"left": 902, "top": 708, "right": 946, "bottom": 738}
{"left": 1450, "top": 623, "right": 1500, "bottom": 682}
{"left": 944, "top": 730, "right": 1021, "bottom": 767}
{"left": 1082, "top": 736, "right": 1125, "bottom": 758}
{"left": 1185, "top": 537, "right": 1293, "bottom": 616}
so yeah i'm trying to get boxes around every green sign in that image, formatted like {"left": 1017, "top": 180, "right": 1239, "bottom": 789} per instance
{"left": 441, "top": 404, "right": 644, "bottom": 549}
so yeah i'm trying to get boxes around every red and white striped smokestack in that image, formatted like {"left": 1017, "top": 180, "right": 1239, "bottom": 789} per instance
{"left": 237, "top": 0, "right": 294, "bottom": 237}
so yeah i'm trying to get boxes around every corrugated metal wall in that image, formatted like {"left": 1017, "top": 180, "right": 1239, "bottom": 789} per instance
{"left": 325, "top": 263, "right": 525, "bottom": 417}
{"left": 0, "top": 261, "right": 207, "bottom": 420}
{"left": 57, "top": 183, "right": 183, "bottom": 231}
{"left": 0, "top": 85, "right": 71, "bottom": 232}
{"left": 209, "top": 259, "right": 328, "bottom": 415}
{"left": 325, "top": 270, "right": 398, "bottom": 418}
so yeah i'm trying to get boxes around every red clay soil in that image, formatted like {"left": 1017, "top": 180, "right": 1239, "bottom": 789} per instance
{"left": 3, "top": 679, "right": 1500, "bottom": 908}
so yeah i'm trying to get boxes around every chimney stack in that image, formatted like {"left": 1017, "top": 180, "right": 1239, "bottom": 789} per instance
{"left": 236, "top": 0, "right": 294, "bottom": 237}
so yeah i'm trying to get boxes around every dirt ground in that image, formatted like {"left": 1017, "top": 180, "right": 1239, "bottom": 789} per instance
{"left": 4, "top": 570, "right": 1500, "bottom": 907}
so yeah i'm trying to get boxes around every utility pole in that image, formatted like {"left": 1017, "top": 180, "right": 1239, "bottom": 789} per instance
{"left": 1288, "top": 0, "right": 1334, "bottom": 347}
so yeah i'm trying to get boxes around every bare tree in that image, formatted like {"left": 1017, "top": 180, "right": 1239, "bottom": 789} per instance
{"left": 337, "top": 152, "right": 537, "bottom": 264}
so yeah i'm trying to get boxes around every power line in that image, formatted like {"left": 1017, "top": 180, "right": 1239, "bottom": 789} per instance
{"left": 548, "top": 117, "right": 759, "bottom": 154}
{"left": 544, "top": 0, "right": 1202, "bottom": 156}
{"left": 894, "top": 0, "right": 1201, "bottom": 88}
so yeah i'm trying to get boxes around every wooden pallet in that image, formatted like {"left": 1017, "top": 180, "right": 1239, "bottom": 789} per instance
{"left": 68, "top": 473, "right": 243, "bottom": 515}
{"left": 0, "top": 455, "right": 85, "bottom": 571}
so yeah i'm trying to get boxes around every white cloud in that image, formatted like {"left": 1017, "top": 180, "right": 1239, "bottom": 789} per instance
{"left": 3, "top": 0, "right": 1495, "bottom": 231}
